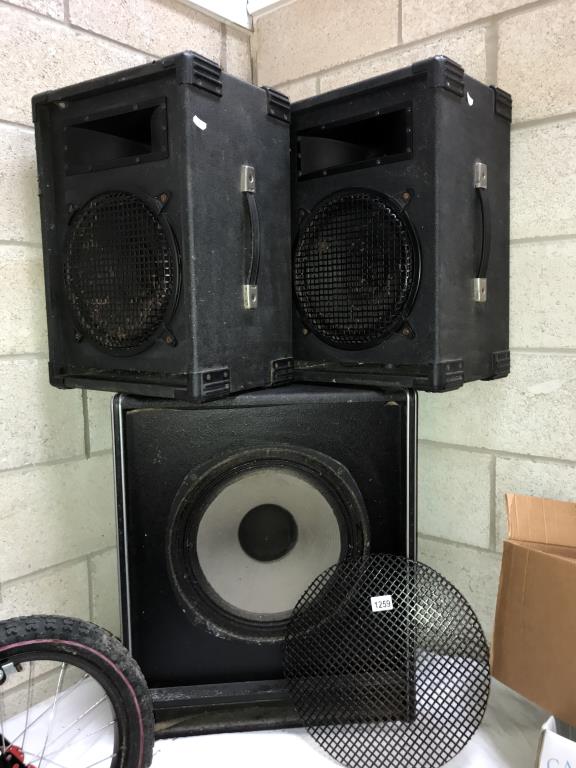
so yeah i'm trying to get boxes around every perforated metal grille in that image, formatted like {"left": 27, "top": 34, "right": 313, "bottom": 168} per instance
{"left": 285, "top": 555, "right": 490, "bottom": 768}
{"left": 294, "top": 190, "right": 417, "bottom": 348}
{"left": 64, "top": 192, "right": 178, "bottom": 352}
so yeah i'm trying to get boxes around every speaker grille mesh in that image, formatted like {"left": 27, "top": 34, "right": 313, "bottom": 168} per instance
{"left": 294, "top": 190, "right": 418, "bottom": 348}
{"left": 64, "top": 192, "right": 178, "bottom": 352}
{"left": 285, "top": 555, "right": 490, "bottom": 768}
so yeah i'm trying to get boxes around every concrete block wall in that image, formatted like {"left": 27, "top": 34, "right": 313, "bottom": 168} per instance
{"left": 253, "top": 0, "right": 576, "bottom": 636}
{"left": 0, "top": 0, "right": 251, "bottom": 633}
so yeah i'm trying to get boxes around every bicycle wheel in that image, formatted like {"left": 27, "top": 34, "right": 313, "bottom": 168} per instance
{"left": 0, "top": 616, "right": 154, "bottom": 768}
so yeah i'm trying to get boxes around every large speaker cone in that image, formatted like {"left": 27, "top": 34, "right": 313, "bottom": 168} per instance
{"left": 167, "top": 446, "right": 370, "bottom": 642}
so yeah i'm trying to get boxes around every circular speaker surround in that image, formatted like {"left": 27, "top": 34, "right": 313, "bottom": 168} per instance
{"left": 167, "top": 446, "right": 370, "bottom": 643}
{"left": 64, "top": 191, "right": 180, "bottom": 354}
{"left": 294, "top": 189, "right": 420, "bottom": 349}
{"left": 284, "top": 555, "right": 490, "bottom": 768}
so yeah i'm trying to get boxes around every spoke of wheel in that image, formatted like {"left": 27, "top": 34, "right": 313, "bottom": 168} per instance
{"left": 45, "top": 693, "right": 108, "bottom": 756}
{"left": 10, "top": 673, "right": 90, "bottom": 746}
{"left": 10, "top": 744, "right": 77, "bottom": 768}
{"left": 21, "top": 660, "right": 34, "bottom": 757}
{"left": 38, "top": 662, "right": 67, "bottom": 768}
{"left": 45, "top": 712, "right": 114, "bottom": 757}
{"left": 84, "top": 753, "right": 118, "bottom": 768}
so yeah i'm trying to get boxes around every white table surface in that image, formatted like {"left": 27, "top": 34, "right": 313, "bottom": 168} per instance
{"left": 152, "top": 679, "right": 547, "bottom": 768}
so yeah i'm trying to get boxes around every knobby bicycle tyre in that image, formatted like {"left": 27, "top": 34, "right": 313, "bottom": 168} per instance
{"left": 0, "top": 615, "right": 154, "bottom": 768}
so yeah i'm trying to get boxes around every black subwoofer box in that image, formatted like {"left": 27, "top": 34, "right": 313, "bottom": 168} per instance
{"left": 291, "top": 56, "right": 512, "bottom": 392}
{"left": 33, "top": 51, "right": 292, "bottom": 401}
{"left": 113, "top": 385, "right": 417, "bottom": 732}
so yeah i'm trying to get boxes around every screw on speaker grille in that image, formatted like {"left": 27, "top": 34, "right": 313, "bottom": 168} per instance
{"left": 284, "top": 554, "right": 490, "bottom": 768}
{"left": 64, "top": 191, "right": 179, "bottom": 353}
{"left": 293, "top": 189, "right": 419, "bottom": 350}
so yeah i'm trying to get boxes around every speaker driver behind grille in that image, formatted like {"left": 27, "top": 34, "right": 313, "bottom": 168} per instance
{"left": 64, "top": 191, "right": 179, "bottom": 353}
{"left": 294, "top": 189, "right": 419, "bottom": 349}
{"left": 167, "top": 446, "right": 370, "bottom": 643}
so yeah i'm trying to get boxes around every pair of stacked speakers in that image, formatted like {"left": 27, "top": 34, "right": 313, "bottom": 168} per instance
{"left": 33, "top": 52, "right": 510, "bottom": 730}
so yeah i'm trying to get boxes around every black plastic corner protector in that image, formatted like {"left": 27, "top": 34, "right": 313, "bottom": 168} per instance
{"left": 197, "top": 368, "right": 231, "bottom": 400}
{"left": 428, "top": 359, "right": 465, "bottom": 392}
{"left": 262, "top": 87, "right": 290, "bottom": 122}
{"left": 176, "top": 52, "right": 223, "bottom": 97}
{"left": 412, "top": 56, "right": 465, "bottom": 97}
{"left": 271, "top": 357, "right": 294, "bottom": 383}
{"left": 485, "top": 350, "right": 511, "bottom": 380}
{"left": 491, "top": 86, "right": 513, "bottom": 122}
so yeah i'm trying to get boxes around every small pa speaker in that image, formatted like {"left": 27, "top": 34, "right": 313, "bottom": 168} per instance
{"left": 113, "top": 385, "right": 417, "bottom": 732}
{"left": 291, "top": 56, "right": 511, "bottom": 392}
{"left": 33, "top": 51, "right": 292, "bottom": 401}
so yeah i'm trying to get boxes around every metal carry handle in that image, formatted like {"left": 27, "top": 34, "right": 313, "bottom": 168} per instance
{"left": 473, "top": 161, "right": 490, "bottom": 303}
{"left": 241, "top": 165, "right": 260, "bottom": 310}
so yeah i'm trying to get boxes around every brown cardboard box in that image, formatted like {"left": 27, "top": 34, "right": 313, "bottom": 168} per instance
{"left": 492, "top": 494, "right": 576, "bottom": 727}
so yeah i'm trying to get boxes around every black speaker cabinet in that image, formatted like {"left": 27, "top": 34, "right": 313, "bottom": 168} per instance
{"left": 113, "top": 385, "right": 417, "bottom": 733}
{"left": 291, "top": 56, "right": 512, "bottom": 392}
{"left": 33, "top": 51, "right": 292, "bottom": 401}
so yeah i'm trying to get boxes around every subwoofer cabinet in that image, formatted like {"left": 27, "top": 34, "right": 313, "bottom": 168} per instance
{"left": 113, "top": 385, "right": 417, "bottom": 732}
{"left": 291, "top": 56, "right": 512, "bottom": 392}
{"left": 33, "top": 51, "right": 292, "bottom": 401}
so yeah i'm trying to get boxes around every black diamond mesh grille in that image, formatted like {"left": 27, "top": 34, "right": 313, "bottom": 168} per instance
{"left": 64, "top": 192, "right": 177, "bottom": 351}
{"left": 293, "top": 191, "right": 417, "bottom": 348}
{"left": 285, "top": 555, "right": 490, "bottom": 768}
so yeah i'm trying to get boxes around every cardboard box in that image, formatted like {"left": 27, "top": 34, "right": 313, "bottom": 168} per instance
{"left": 492, "top": 494, "right": 576, "bottom": 727}
{"left": 537, "top": 717, "right": 576, "bottom": 767}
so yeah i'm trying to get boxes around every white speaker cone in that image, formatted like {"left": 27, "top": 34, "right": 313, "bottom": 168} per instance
{"left": 195, "top": 466, "right": 343, "bottom": 620}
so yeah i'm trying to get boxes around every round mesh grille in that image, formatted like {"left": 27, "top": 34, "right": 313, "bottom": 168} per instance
{"left": 64, "top": 192, "right": 178, "bottom": 352}
{"left": 285, "top": 555, "right": 490, "bottom": 768}
{"left": 294, "top": 190, "right": 418, "bottom": 348}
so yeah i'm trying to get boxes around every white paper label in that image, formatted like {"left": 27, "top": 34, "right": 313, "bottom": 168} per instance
{"left": 370, "top": 595, "right": 393, "bottom": 612}
{"left": 192, "top": 115, "right": 207, "bottom": 131}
